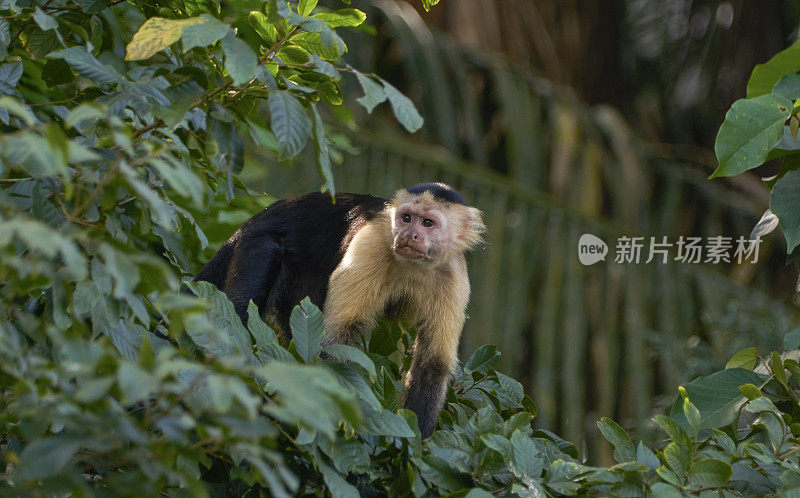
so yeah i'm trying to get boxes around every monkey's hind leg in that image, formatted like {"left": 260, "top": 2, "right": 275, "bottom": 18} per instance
{"left": 223, "top": 235, "right": 283, "bottom": 326}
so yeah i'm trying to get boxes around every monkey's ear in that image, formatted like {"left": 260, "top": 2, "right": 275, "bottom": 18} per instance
{"left": 458, "top": 206, "right": 485, "bottom": 250}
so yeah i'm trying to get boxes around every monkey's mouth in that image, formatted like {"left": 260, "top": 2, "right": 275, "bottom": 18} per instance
{"left": 394, "top": 244, "right": 428, "bottom": 260}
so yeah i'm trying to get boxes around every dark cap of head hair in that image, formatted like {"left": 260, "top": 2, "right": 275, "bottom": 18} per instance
{"left": 406, "top": 182, "right": 466, "bottom": 205}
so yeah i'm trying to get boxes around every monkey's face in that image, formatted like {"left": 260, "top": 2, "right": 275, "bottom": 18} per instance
{"left": 391, "top": 201, "right": 446, "bottom": 263}
{"left": 390, "top": 189, "right": 486, "bottom": 264}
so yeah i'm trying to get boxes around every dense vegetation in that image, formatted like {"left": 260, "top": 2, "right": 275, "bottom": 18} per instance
{"left": 1, "top": 0, "right": 800, "bottom": 495}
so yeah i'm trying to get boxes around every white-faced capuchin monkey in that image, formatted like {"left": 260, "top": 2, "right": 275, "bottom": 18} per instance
{"left": 194, "top": 183, "right": 485, "bottom": 437}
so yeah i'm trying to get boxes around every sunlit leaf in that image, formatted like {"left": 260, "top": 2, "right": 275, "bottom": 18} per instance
{"left": 126, "top": 17, "right": 205, "bottom": 60}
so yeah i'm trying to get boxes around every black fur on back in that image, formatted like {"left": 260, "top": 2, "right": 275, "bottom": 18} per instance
{"left": 406, "top": 183, "right": 466, "bottom": 205}
{"left": 194, "top": 192, "right": 387, "bottom": 336}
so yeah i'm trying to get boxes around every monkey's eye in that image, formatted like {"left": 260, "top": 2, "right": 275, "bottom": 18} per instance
{"left": 401, "top": 214, "right": 412, "bottom": 223}
{"left": 422, "top": 218, "right": 435, "bottom": 227}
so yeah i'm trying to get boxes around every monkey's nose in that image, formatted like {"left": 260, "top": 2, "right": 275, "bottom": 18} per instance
{"left": 412, "top": 234, "right": 418, "bottom": 240}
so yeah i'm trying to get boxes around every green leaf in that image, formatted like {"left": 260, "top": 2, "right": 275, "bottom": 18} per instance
{"left": 276, "top": 45, "right": 310, "bottom": 65}
{"left": 668, "top": 368, "right": 761, "bottom": 431}
{"left": 0, "top": 96, "right": 35, "bottom": 126}
{"left": 481, "top": 434, "right": 513, "bottom": 461}
{"left": 419, "top": 454, "right": 469, "bottom": 492}
{"left": 326, "top": 362, "right": 381, "bottom": 410}
{"left": 770, "top": 169, "right": 800, "bottom": 253}
{"left": 0, "top": 62, "right": 22, "bottom": 94}
{"left": 496, "top": 372, "right": 524, "bottom": 405}
{"left": 290, "top": 297, "right": 325, "bottom": 362}
{"left": 117, "top": 361, "right": 157, "bottom": 404}
{"left": 738, "top": 383, "right": 762, "bottom": 400}
{"left": 314, "top": 9, "right": 366, "bottom": 27}
{"left": 636, "top": 441, "right": 660, "bottom": 470}
{"left": 0, "top": 19, "right": 8, "bottom": 59}
{"left": 51, "top": 46, "right": 122, "bottom": 83}
{"left": 678, "top": 387, "right": 701, "bottom": 436}
{"left": 465, "top": 490, "right": 493, "bottom": 498}
{"left": 360, "top": 408, "right": 415, "bottom": 437}
{"left": 330, "top": 439, "right": 369, "bottom": 473}
{"left": 322, "top": 344, "right": 375, "bottom": 380}
{"left": 76, "top": 0, "right": 108, "bottom": 14}
{"left": 688, "top": 458, "right": 733, "bottom": 488}
{"left": 257, "top": 362, "right": 360, "bottom": 435}
{"left": 725, "top": 347, "right": 758, "bottom": 370}
{"left": 222, "top": 33, "right": 257, "bottom": 86}
{"left": 510, "top": 429, "right": 543, "bottom": 477}
{"left": 649, "top": 482, "right": 683, "bottom": 498}
{"left": 311, "top": 104, "right": 335, "bottom": 195}
{"left": 268, "top": 91, "right": 311, "bottom": 157}
{"left": 126, "top": 17, "right": 207, "bottom": 60}
{"left": 712, "top": 94, "right": 792, "bottom": 177}
{"left": 382, "top": 80, "right": 424, "bottom": 133}
{"left": 652, "top": 415, "right": 692, "bottom": 447}
{"left": 41, "top": 58, "right": 74, "bottom": 87}
{"left": 785, "top": 328, "right": 800, "bottom": 350}
{"left": 772, "top": 73, "right": 800, "bottom": 100}
{"left": 298, "top": 0, "right": 318, "bottom": 17}
{"left": 772, "top": 351, "right": 788, "bottom": 385}
{"left": 65, "top": 103, "right": 104, "bottom": 128}
{"left": 354, "top": 71, "right": 386, "bottom": 113}
{"left": 464, "top": 345, "right": 500, "bottom": 373}
{"left": 14, "top": 436, "right": 82, "bottom": 480}
{"left": 181, "top": 14, "right": 230, "bottom": 51}
{"left": 291, "top": 31, "right": 346, "bottom": 60}
{"left": 747, "top": 38, "right": 800, "bottom": 98}
{"left": 597, "top": 417, "right": 635, "bottom": 463}
{"left": 249, "top": 11, "right": 277, "bottom": 45}
{"left": 34, "top": 7, "right": 58, "bottom": 31}
{"left": 247, "top": 301, "right": 277, "bottom": 347}
{"left": 663, "top": 442, "right": 690, "bottom": 476}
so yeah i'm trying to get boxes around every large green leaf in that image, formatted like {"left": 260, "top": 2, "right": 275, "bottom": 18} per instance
{"left": 268, "top": 91, "right": 311, "bottom": 157}
{"left": 291, "top": 31, "right": 346, "bottom": 61}
{"left": 770, "top": 169, "right": 800, "bottom": 253}
{"left": 668, "top": 368, "right": 761, "bottom": 431}
{"left": 712, "top": 94, "right": 792, "bottom": 178}
{"left": 222, "top": 33, "right": 257, "bottom": 86}
{"left": 746, "top": 38, "right": 800, "bottom": 98}
{"left": 597, "top": 417, "right": 635, "bottom": 463}
{"left": 181, "top": 14, "right": 230, "bottom": 51}
{"left": 382, "top": 80, "right": 424, "bottom": 133}
{"left": 298, "top": 0, "right": 318, "bottom": 17}
{"left": 319, "top": 462, "right": 359, "bottom": 498}
{"left": 725, "top": 347, "right": 758, "bottom": 370}
{"left": 688, "top": 459, "right": 733, "bottom": 488}
{"left": 354, "top": 71, "right": 386, "bottom": 113}
{"left": 50, "top": 46, "right": 122, "bottom": 83}
{"left": 290, "top": 297, "right": 325, "bottom": 362}
{"left": 464, "top": 345, "right": 500, "bottom": 373}
{"left": 257, "top": 362, "right": 360, "bottom": 435}
{"left": 510, "top": 429, "right": 543, "bottom": 477}
{"left": 322, "top": 343, "right": 376, "bottom": 380}
{"left": 249, "top": 11, "right": 277, "bottom": 45}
